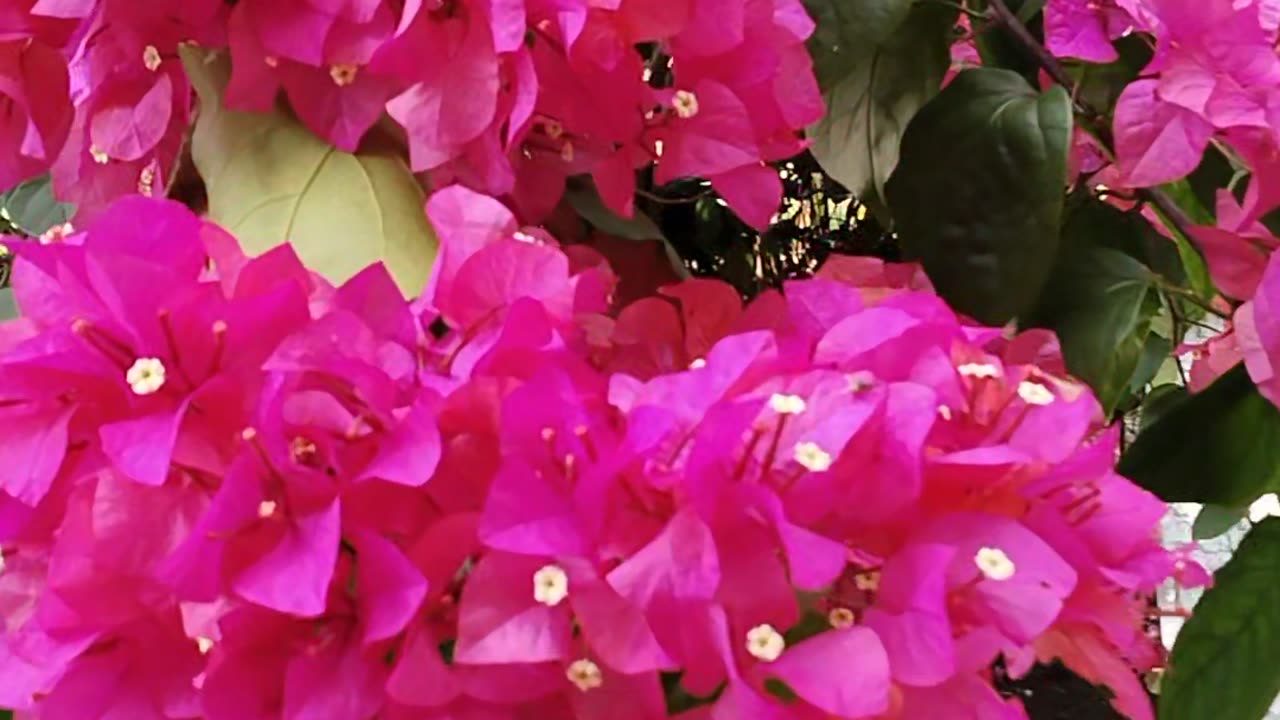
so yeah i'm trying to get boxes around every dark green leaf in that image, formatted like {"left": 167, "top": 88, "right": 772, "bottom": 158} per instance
{"left": 1029, "top": 244, "right": 1155, "bottom": 413}
{"left": 808, "top": 4, "right": 956, "bottom": 214}
{"left": 1139, "top": 383, "right": 1187, "bottom": 430}
{"left": 1119, "top": 364, "right": 1280, "bottom": 504}
{"left": 1159, "top": 518, "right": 1280, "bottom": 720}
{"left": 886, "top": 68, "right": 1071, "bottom": 325}
{"left": 804, "top": 0, "right": 916, "bottom": 90}
{"left": 1193, "top": 504, "right": 1247, "bottom": 540}
{"left": 1027, "top": 197, "right": 1188, "bottom": 412}
{"left": 0, "top": 175, "right": 73, "bottom": 236}
{"left": 1126, "top": 332, "right": 1173, "bottom": 400}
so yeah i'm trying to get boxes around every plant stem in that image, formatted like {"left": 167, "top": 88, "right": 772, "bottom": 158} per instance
{"left": 983, "top": 0, "right": 1201, "bottom": 242}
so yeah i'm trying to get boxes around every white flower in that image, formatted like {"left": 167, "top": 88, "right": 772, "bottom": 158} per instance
{"left": 974, "top": 546, "right": 1016, "bottom": 581}
{"left": 769, "top": 393, "right": 807, "bottom": 415}
{"left": 1017, "top": 380, "right": 1055, "bottom": 406}
{"left": 533, "top": 564, "right": 569, "bottom": 607}
{"left": 566, "top": 658, "right": 603, "bottom": 691}
{"left": 746, "top": 624, "right": 786, "bottom": 662}
{"left": 957, "top": 362, "right": 1001, "bottom": 379}
{"left": 672, "top": 90, "right": 699, "bottom": 119}
{"left": 793, "top": 441, "right": 833, "bottom": 472}
{"left": 126, "top": 357, "right": 166, "bottom": 396}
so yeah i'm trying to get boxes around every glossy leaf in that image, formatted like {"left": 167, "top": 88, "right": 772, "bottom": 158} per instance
{"left": 808, "top": 4, "right": 955, "bottom": 215}
{"left": 1119, "top": 364, "right": 1280, "bottom": 505}
{"left": 181, "top": 46, "right": 437, "bottom": 296}
{"left": 1159, "top": 518, "right": 1280, "bottom": 720}
{"left": 804, "top": 0, "right": 916, "bottom": 90}
{"left": 886, "top": 68, "right": 1072, "bottom": 324}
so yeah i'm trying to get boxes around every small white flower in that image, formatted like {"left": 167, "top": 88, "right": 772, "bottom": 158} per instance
{"left": 196, "top": 637, "right": 214, "bottom": 654}
{"left": 937, "top": 405, "right": 953, "bottom": 421}
{"left": 89, "top": 145, "right": 110, "bottom": 164}
{"left": 533, "top": 564, "right": 569, "bottom": 607}
{"left": 974, "top": 546, "right": 1016, "bottom": 581}
{"left": 847, "top": 370, "right": 876, "bottom": 392}
{"left": 672, "top": 90, "right": 700, "bottom": 119}
{"left": 854, "top": 571, "right": 880, "bottom": 592}
{"left": 827, "top": 607, "right": 855, "bottom": 629}
{"left": 329, "top": 64, "right": 358, "bottom": 86}
{"left": 566, "top": 658, "right": 603, "bottom": 691}
{"left": 745, "top": 624, "right": 785, "bottom": 662}
{"left": 257, "top": 500, "right": 278, "bottom": 519}
{"left": 957, "top": 362, "right": 1000, "bottom": 379}
{"left": 793, "top": 441, "right": 832, "bottom": 472}
{"left": 688, "top": 357, "right": 706, "bottom": 369}
{"left": 1017, "top": 381, "right": 1055, "bottom": 406}
{"left": 143, "top": 45, "right": 162, "bottom": 71}
{"left": 126, "top": 357, "right": 166, "bottom": 396}
{"left": 768, "top": 393, "right": 807, "bottom": 415}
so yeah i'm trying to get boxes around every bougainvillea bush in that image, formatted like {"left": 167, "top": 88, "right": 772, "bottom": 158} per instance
{"left": 3, "top": 0, "right": 1280, "bottom": 718}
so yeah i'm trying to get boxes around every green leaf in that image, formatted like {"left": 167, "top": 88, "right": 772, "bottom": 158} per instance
{"left": 181, "top": 46, "right": 437, "bottom": 296}
{"left": 1140, "top": 384, "right": 1187, "bottom": 430}
{"left": 1028, "top": 197, "right": 1186, "bottom": 412}
{"left": 1159, "top": 518, "right": 1280, "bottom": 720}
{"left": 0, "top": 175, "right": 74, "bottom": 236}
{"left": 1119, "top": 364, "right": 1280, "bottom": 505}
{"left": 0, "top": 289, "right": 15, "bottom": 321}
{"left": 807, "top": 4, "right": 955, "bottom": 214}
{"left": 1029, "top": 245, "right": 1155, "bottom": 413}
{"left": 1193, "top": 503, "right": 1247, "bottom": 540}
{"left": 804, "top": 0, "right": 916, "bottom": 90}
{"left": 1126, "top": 332, "right": 1173, "bottom": 400}
{"left": 886, "top": 68, "right": 1072, "bottom": 325}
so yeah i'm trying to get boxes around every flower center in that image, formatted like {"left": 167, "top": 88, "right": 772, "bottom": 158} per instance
{"left": 746, "top": 623, "right": 785, "bottom": 662}
{"left": 793, "top": 441, "right": 832, "bottom": 472}
{"left": 566, "top": 658, "right": 603, "bottom": 691}
{"left": 329, "top": 64, "right": 359, "bottom": 86}
{"left": 126, "top": 357, "right": 167, "bottom": 396}
{"left": 672, "top": 90, "right": 699, "bottom": 119}
{"left": 974, "top": 546, "right": 1016, "bottom": 581}
{"left": 533, "top": 564, "right": 569, "bottom": 607}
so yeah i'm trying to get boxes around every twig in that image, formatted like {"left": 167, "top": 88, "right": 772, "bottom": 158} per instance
{"left": 984, "top": 0, "right": 1201, "bottom": 242}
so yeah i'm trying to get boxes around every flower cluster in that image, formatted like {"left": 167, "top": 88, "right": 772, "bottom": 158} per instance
{"left": 0, "top": 192, "right": 1198, "bottom": 719}
{"left": 0, "top": 0, "right": 821, "bottom": 229}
